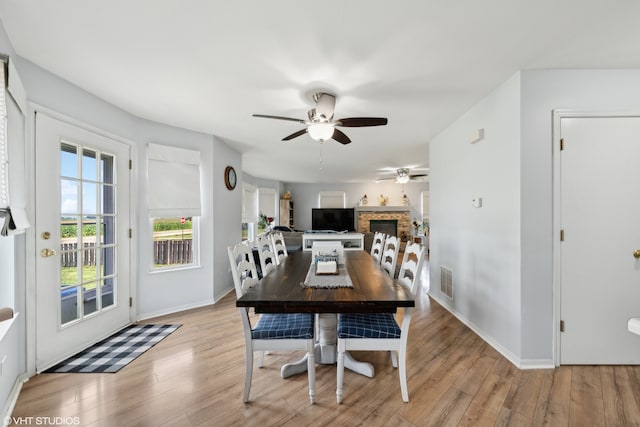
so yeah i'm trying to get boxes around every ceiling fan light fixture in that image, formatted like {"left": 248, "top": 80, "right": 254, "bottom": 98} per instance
{"left": 396, "top": 168, "right": 410, "bottom": 184}
{"left": 308, "top": 123, "right": 334, "bottom": 142}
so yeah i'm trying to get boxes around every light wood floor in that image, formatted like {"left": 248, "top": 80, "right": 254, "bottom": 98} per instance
{"left": 12, "top": 260, "right": 640, "bottom": 426}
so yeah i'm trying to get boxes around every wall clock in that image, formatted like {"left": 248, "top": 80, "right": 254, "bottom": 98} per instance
{"left": 224, "top": 166, "right": 237, "bottom": 190}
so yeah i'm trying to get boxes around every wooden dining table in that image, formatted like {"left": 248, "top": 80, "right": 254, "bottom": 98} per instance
{"left": 236, "top": 249, "right": 415, "bottom": 378}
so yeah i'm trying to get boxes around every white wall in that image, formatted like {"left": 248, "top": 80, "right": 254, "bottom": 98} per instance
{"left": 283, "top": 181, "right": 428, "bottom": 231}
{"left": 134, "top": 119, "right": 216, "bottom": 318}
{"left": 429, "top": 73, "right": 522, "bottom": 363}
{"left": 520, "top": 69, "right": 640, "bottom": 361}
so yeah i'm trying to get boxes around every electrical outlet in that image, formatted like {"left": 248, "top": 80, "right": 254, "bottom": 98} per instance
{"left": 0, "top": 355, "right": 6, "bottom": 376}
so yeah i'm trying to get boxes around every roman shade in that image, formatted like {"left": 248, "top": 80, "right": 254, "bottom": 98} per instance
{"left": 147, "top": 143, "right": 202, "bottom": 217}
{"left": 242, "top": 184, "right": 257, "bottom": 223}
{"left": 0, "top": 58, "right": 29, "bottom": 236}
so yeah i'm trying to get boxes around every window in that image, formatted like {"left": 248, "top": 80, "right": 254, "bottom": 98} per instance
{"left": 242, "top": 184, "right": 257, "bottom": 241}
{"left": 258, "top": 187, "right": 276, "bottom": 235}
{"left": 147, "top": 143, "right": 201, "bottom": 270}
{"left": 421, "top": 190, "right": 430, "bottom": 234}
{"left": 318, "top": 191, "right": 346, "bottom": 208}
{"left": 151, "top": 216, "right": 199, "bottom": 269}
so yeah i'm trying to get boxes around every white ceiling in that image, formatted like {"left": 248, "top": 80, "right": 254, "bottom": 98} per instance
{"left": 2, "top": 1, "right": 640, "bottom": 183}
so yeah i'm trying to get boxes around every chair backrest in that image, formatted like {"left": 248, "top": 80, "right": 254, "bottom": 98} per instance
{"left": 397, "top": 242, "right": 426, "bottom": 295}
{"left": 380, "top": 235, "right": 400, "bottom": 278}
{"left": 371, "top": 232, "right": 386, "bottom": 264}
{"left": 228, "top": 242, "right": 260, "bottom": 298}
{"left": 270, "top": 231, "right": 288, "bottom": 265}
{"left": 256, "top": 235, "right": 277, "bottom": 277}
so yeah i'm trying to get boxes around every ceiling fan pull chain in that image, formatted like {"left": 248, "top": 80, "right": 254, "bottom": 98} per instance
{"left": 319, "top": 141, "right": 323, "bottom": 170}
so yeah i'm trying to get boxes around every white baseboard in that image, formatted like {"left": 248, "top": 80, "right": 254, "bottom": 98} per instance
{"left": 1, "top": 373, "right": 28, "bottom": 427}
{"left": 428, "top": 292, "right": 554, "bottom": 370}
{"left": 136, "top": 299, "right": 215, "bottom": 322}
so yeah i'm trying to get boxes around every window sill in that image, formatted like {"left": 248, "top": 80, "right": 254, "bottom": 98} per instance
{"left": 0, "top": 311, "right": 18, "bottom": 344}
{"left": 149, "top": 263, "right": 202, "bottom": 275}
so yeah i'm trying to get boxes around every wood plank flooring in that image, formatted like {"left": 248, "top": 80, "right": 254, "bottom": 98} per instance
{"left": 11, "top": 260, "right": 640, "bottom": 426}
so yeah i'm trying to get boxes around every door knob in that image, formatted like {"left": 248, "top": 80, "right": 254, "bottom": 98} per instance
{"left": 634, "top": 250, "right": 640, "bottom": 259}
{"left": 40, "top": 248, "right": 56, "bottom": 258}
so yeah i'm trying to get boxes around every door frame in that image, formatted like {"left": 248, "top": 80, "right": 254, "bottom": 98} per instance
{"left": 552, "top": 109, "right": 640, "bottom": 366}
{"left": 25, "top": 104, "right": 138, "bottom": 376}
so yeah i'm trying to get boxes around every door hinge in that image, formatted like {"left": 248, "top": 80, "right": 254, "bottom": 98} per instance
{"left": 129, "top": 297, "right": 133, "bottom": 307}
{"left": 560, "top": 320, "right": 565, "bottom": 332}
{"left": 560, "top": 229, "right": 565, "bottom": 241}
{"left": 129, "top": 228, "right": 132, "bottom": 239}
{"left": 129, "top": 159, "right": 132, "bottom": 170}
{"left": 560, "top": 138, "right": 565, "bottom": 151}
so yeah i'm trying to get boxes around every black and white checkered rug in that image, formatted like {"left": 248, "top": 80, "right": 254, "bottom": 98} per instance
{"left": 45, "top": 324, "right": 181, "bottom": 373}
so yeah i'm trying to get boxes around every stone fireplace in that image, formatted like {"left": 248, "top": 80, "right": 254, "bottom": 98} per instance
{"left": 357, "top": 206, "right": 411, "bottom": 242}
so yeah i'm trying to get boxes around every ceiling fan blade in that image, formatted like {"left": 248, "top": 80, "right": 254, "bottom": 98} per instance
{"left": 335, "top": 117, "right": 388, "bottom": 127}
{"left": 314, "top": 92, "right": 336, "bottom": 120}
{"left": 331, "top": 128, "right": 351, "bottom": 145}
{"left": 282, "top": 128, "right": 308, "bottom": 141}
{"left": 409, "top": 174, "right": 428, "bottom": 179}
{"left": 253, "top": 114, "right": 306, "bottom": 124}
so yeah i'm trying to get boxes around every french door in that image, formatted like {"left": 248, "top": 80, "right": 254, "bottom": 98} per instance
{"left": 35, "top": 113, "right": 131, "bottom": 370}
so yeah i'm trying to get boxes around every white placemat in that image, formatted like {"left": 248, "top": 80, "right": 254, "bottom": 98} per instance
{"left": 301, "top": 263, "right": 354, "bottom": 288}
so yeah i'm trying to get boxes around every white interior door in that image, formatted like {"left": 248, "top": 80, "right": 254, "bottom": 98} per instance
{"left": 560, "top": 116, "right": 640, "bottom": 364}
{"left": 35, "top": 113, "right": 131, "bottom": 370}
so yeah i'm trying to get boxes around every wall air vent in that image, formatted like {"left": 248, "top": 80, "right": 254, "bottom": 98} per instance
{"left": 440, "top": 266, "right": 453, "bottom": 300}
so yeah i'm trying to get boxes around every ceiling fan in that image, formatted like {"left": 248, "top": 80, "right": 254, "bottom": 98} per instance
{"left": 376, "top": 168, "right": 429, "bottom": 184}
{"left": 252, "top": 92, "right": 387, "bottom": 144}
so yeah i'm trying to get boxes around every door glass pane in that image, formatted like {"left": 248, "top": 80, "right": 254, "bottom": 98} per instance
{"left": 103, "top": 216, "right": 116, "bottom": 245}
{"left": 82, "top": 182, "right": 98, "bottom": 215}
{"left": 101, "top": 278, "right": 115, "bottom": 309}
{"left": 102, "top": 185, "right": 115, "bottom": 214}
{"left": 101, "top": 153, "right": 114, "bottom": 184}
{"left": 60, "top": 143, "right": 78, "bottom": 179}
{"left": 82, "top": 216, "right": 105, "bottom": 245}
{"left": 61, "top": 263, "right": 79, "bottom": 287}
{"left": 81, "top": 243, "right": 99, "bottom": 284}
{"left": 101, "top": 246, "right": 116, "bottom": 277}
{"left": 82, "top": 283, "right": 99, "bottom": 316}
{"left": 61, "top": 286, "right": 79, "bottom": 324}
{"left": 61, "top": 179, "right": 79, "bottom": 214}
{"left": 82, "top": 149, "right": 97, "bottom": 181}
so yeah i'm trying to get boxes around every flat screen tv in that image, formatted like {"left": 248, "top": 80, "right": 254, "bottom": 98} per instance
{"left": 311, "top": 208, "right": 356, "bottom": 232}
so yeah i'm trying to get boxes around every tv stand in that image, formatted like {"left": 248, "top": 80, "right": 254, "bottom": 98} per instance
{"left": 302, "top": 232, "right": 364, "bottom": 251}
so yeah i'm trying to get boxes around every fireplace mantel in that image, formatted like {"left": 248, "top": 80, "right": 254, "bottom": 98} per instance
{"left": 356, "top": 206, "right": 410, "bottom": 213}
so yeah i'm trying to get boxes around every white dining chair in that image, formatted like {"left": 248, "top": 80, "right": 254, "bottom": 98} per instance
{"left": 336, "top": 242, "right": 426, "bottom": 403}
{"left": 256, "top": 235, "right": 277, "bottom": 277}
{"left": 270, "top": 231, "right": 288, "bottom": 265}
{"left": 228, "top": 242, "right": 316, "bottom": 404}
{"left": 370, "top": 232, "right": 385, "bottom": 264}
{"left": 227, "top": 242, "right": 259, "bottom": 299}
{"left": 380, "top": 235, "right": 400, "bottom": 278}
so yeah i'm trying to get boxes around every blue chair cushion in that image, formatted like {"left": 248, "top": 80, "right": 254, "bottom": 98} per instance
{"left": 252, "top": 313, "right": 314, "bottom": 339}
{"left": 338, "top": 313, "right": 401, "bottom": 339}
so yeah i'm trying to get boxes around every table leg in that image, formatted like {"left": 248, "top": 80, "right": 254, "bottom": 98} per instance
{"left": 280, "top": 313, "right": 375, "bottom": 379}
